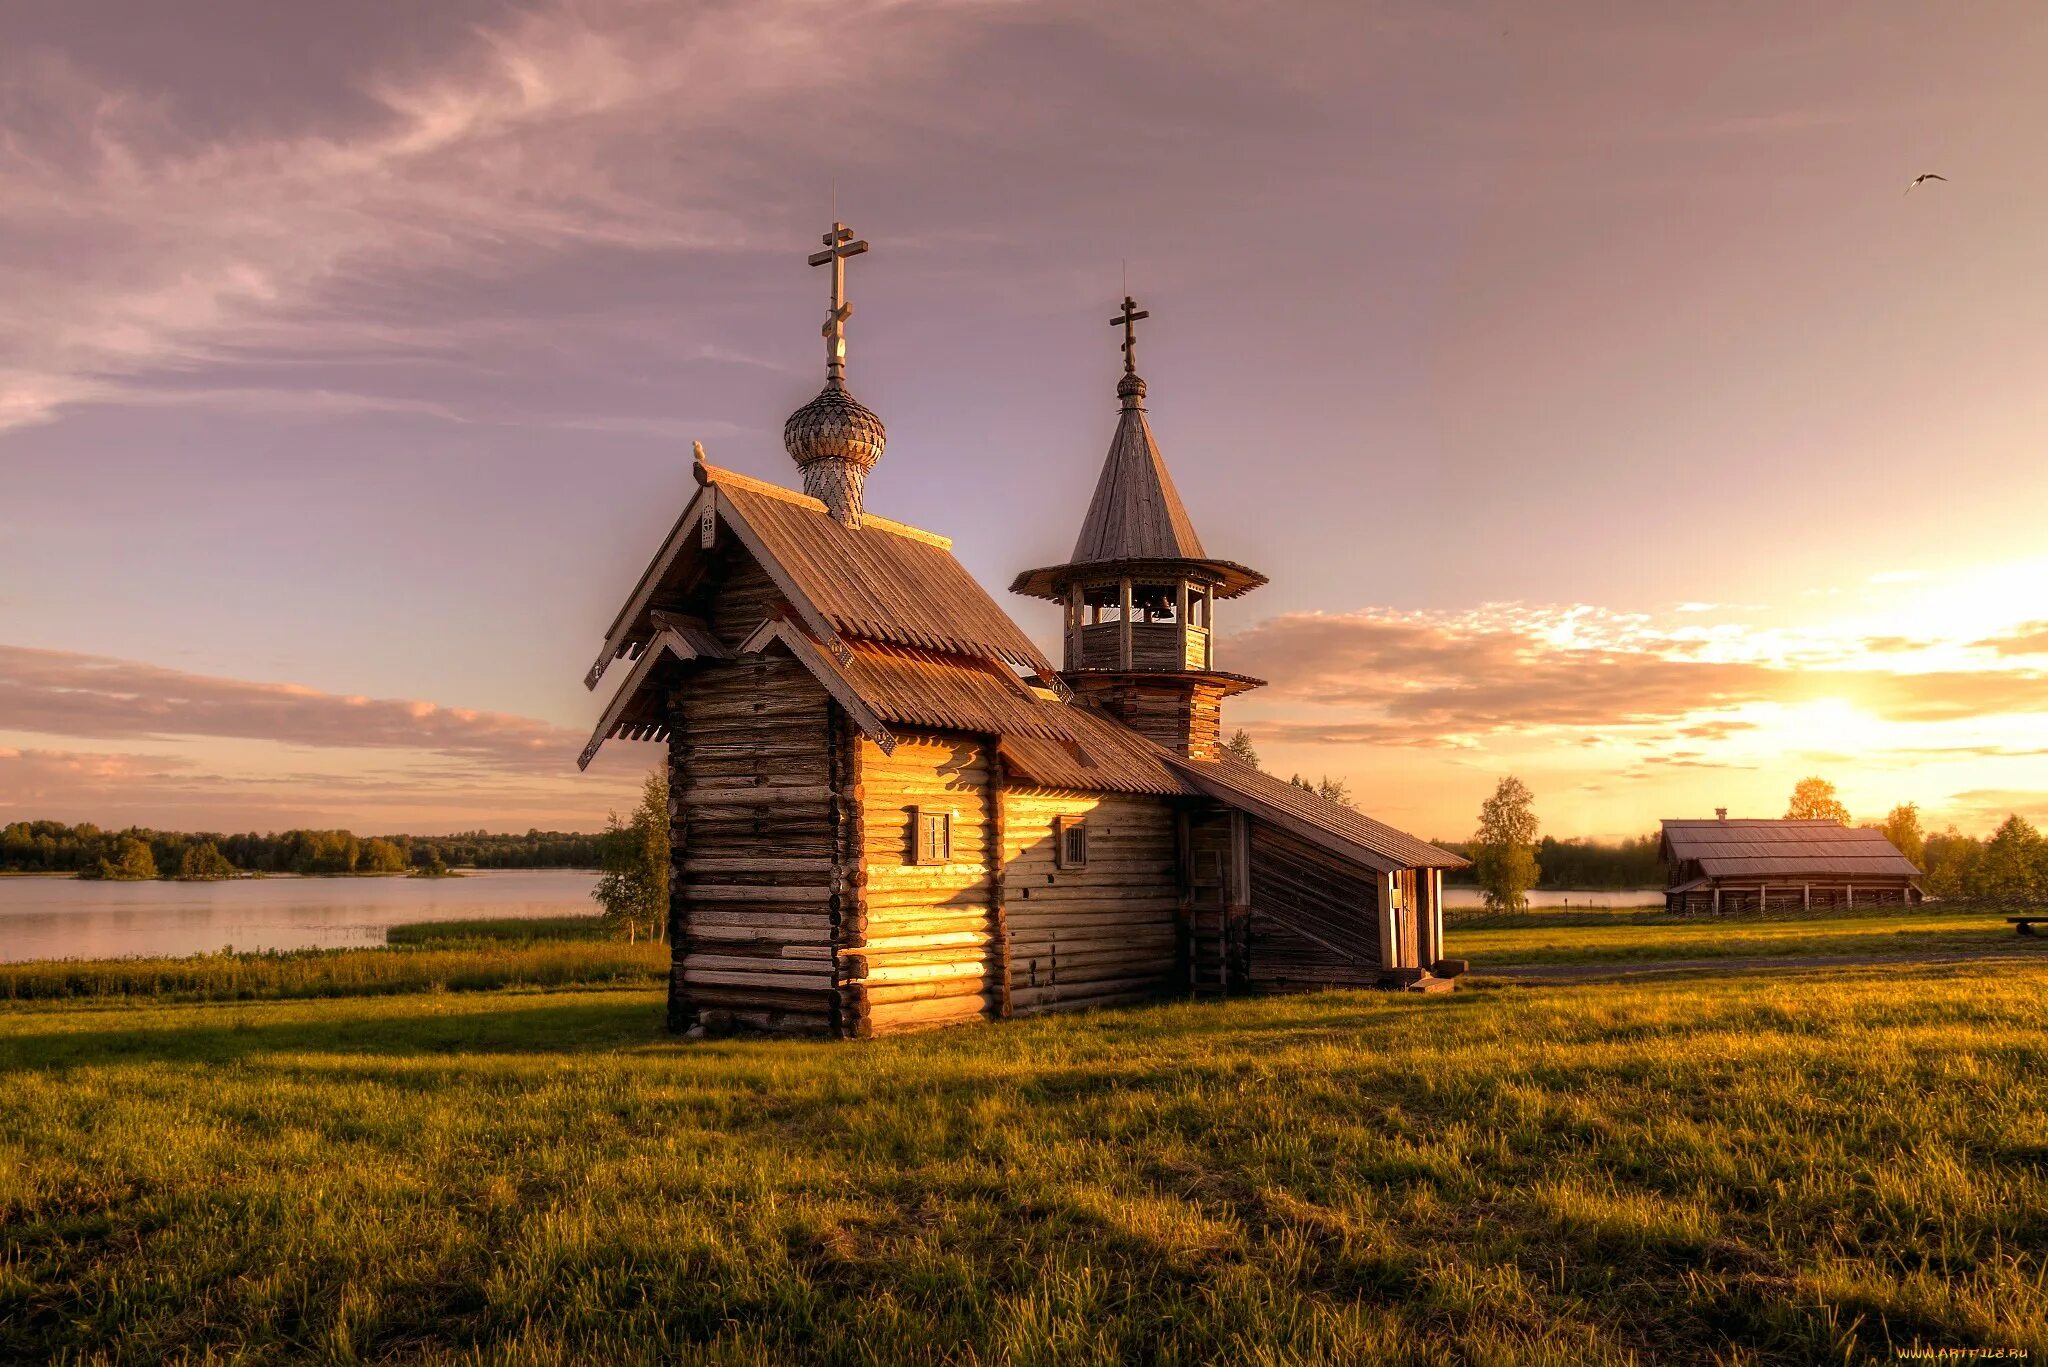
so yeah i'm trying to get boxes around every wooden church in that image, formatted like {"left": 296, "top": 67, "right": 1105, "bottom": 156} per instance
{"left": 581, "top": 223, "right": 1465, "bottom": 1037}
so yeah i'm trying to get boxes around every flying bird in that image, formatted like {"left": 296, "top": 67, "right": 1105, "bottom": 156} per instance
{"left": 1905, "top": 172, "right": 1948, "bottom": 194}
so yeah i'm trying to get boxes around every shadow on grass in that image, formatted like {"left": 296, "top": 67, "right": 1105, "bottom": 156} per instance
{"left": 0, "top": 991, "right": 670, "bottom": 1074}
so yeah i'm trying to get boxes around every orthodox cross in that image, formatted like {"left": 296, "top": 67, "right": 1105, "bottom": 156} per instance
{"left": 808, "top": 221, "right": 869, "bottom": 384}
{"left": 1111, "top": 295, "right": 1149, "bottom": 375}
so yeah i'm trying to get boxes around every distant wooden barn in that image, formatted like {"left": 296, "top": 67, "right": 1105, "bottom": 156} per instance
{"left": 1659, "top": 817, "right": 1924, "bottom": 914}
{"left": 579, "top": 230, "right": 1465, "bottom": 1037}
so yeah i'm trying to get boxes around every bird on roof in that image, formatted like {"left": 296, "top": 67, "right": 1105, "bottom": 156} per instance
{"left": 1905, "top": 172, "right": 1948, "bottom": 194}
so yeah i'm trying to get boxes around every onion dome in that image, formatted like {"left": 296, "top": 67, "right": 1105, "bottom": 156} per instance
{"left": 783, "top": 378, "right": 887, "bottom": 472}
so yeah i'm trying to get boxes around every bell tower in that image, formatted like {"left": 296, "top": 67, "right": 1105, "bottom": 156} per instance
{"left": 1011, "top": 297, "right": 1267, "bottom": 759}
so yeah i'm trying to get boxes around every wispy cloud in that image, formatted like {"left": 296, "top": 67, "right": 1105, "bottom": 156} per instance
{"left": 0, "top": 0, "right": 1002, "bottom": 433}
{"left": 0, "top": 643, "right": 585, "bottom": 773}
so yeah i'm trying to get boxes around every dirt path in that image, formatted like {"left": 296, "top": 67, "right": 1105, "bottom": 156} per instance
{"left": 1472, "top": 946, "right": 2047, "bottom": 981}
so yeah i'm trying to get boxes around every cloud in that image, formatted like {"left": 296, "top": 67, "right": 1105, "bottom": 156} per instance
{"left": 0, "top": 743, "right": 641, "bottom": 830}
{"left": 1975, "top": 622, "right": 2048, "bottom": 656}
{"left": 0, "top": 643, "right": 585, "bottom": 773}
{"left": 1226, "top": 606, "right": 2048, "bottom": 744}
{"left": 0, "top": 0, "right": 1003, "bottom": 432}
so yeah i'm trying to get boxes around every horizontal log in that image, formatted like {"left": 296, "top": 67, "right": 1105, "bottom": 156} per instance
{"left": 677, "top": 884, "right": 831, "bottom": 904}
{"left": 865, "top": 974, "right": 992, "bottom": 1005}
{"left": 682, "top": 857, "right": 835, "bottom": 874}
{"left": 678, "top": 786, "right": 834, "bottom": 805}
{"left": 863, "top": 959, "right": 999, "bottom": 986}
{"left": 687, "top": 989, "right": 837, "bottom": 1014}
{"left": 847, "top": 929, "right": 992, "bottom": 954}
{"left": 686, "top": 910, "right": 833, "bottom": 930}
{"left": 684, "top": 953, "right": 836, "bottom": 975}
{"left": 868, "top": 992, "right": 998, "bottom": 1025}
{"left": 683, "top": 968, "right": 836, "bottom": 991}
{"left": 685, "top": 930, "right": 833, "bottom": 951}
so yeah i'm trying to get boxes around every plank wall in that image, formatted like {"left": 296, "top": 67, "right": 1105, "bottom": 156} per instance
{"left": 1244, "top": 823, "right": 1384, "bottom": 989}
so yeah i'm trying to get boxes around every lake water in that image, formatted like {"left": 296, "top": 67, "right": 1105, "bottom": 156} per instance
{"left": 0, "top": 871, "right": 1657, "bottom": 964}
{"left": 0, "top": 869, "right": 601, "bottom": 963}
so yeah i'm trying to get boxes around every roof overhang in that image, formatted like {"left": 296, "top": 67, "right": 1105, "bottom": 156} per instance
{"left": 1010, "top": 556, "right": 1268, "bottom": 603}
{"left": 1065, "top": 668, "right": 1266, "bottom": 698}
{"left": 578, "top": 614, "right": 735, "bottom": 770}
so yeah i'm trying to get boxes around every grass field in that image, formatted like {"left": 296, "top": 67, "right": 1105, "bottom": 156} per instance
{"left": 4, "top": 963, "right": 2046, "bottom": 1363}
{"left": 1455, "top": 907, "right": 2039, "bottom": 968}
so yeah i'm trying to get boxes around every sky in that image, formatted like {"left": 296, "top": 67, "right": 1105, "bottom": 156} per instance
{"left": 3, "top": 0, "right": 2046, "bottom": 840}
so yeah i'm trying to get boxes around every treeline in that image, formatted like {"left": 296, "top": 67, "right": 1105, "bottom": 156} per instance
{"left": 1915, "top": 818, "right": 2048, "bottom": 905}
{"left": 0, "top": 821, "right": 602, "bottom": 880}
{"left": 1434, "top": 834, "right": 1665, "bottom": 890}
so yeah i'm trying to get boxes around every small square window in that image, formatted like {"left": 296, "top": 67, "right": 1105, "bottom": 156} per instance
{"left": 1055, "top": 816, "right": 1088, "bottom": 870}
{"left": 912, "top": 807, "right": 952, "bottom": 866}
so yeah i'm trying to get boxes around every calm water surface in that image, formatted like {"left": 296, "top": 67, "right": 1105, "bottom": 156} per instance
{"left": 0, "top": 869, "right": 600, "bottom": 962}
{"left": 0, "top": 872, "right": 1655, "bottom": 963}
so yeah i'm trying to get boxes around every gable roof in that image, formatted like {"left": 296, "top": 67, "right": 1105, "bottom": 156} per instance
{"left": 588, "top": 460, "right": 1054, "bottom": 691}
{"left": 576, "top": 613, "right": 735, "bottom": 769}
{"left": 581, "top": 611, "right": 1459, "bottom": 869}
{"left": 1169, "top": 754, "right": 1469, "bottom": 873}
{"left": 1659, "top": 819, "right": 1922, "bottom": 879}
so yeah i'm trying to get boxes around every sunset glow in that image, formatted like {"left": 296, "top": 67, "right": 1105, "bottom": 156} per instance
{"left": 4, "top": 3, "right": 2045, "bottom": 838}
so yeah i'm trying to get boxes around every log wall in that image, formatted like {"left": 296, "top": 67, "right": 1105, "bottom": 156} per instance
{"left": 666, "top": 653, "right": 844, "bottom": 1036}
{"left": 849, "top": 731, "right": 1001, "bottom": 1036}
{"left": 1664, "top": 880, "right": 1921, "bottom": 915}
{"left": 1004, "top": 788, "right": 1180, "bottom": 1016}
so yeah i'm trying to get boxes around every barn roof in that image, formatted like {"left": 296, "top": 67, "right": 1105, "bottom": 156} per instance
{"left": 1659, "top": 819, "right": 1922, "bottom": 879}
{"left": 588, "top": 459, "right": 1054, "bottom": 691}
{"left": 1170, "top": 754, "right": 1469, "bottom": 873}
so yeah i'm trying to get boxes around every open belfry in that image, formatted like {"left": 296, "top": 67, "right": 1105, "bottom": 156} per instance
{"left": 582, "top": 224, "right": 1466, "bottom": 1037}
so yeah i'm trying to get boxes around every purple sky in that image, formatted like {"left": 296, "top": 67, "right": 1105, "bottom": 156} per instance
{"left": 4, "top": 1, "right": 2047, "bottom": 838}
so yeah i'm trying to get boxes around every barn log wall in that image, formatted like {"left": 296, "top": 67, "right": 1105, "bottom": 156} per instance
{"left": 1665, "top": 880, "right": 1920, "bottom": 915}
{"left": 1245, "top": 823, "right": 1384, "bottom": 989}
{"left": 851, "top": 731, "right": 1001, "bottom": 1036}
{"left": 665, "top": 653, "right": 844, "bottom": 1036}
{"left": 1003, "top": 789, "right": 1179, "bottom": 1015}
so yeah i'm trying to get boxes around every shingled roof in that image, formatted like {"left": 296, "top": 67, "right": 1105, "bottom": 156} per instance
{"left": 588, "top": 460, "right": 1054, "bottom": 690}
{"left": 1069, "top": 380, "right": 1207, "bottom": 562}
{"left": 1660, "top": 819, "right": 1922, "bottom": 879}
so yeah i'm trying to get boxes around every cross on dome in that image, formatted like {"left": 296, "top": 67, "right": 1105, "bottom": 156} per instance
{"left": 809, "top": 222, "right": 869, "bottom": 386}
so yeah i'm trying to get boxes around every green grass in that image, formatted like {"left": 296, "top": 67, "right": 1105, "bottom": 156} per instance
{"left": 385, "top": 914, "right": 613, "bottom": 946}
{"left": 1455, "top": 908, "right": 2039, "bottom": 968}
{"left": 3, "top": 967, "right": 2046, "bottom": 1363}
{"left": 0, "top": 940, "right": 666, "bottom": 1004}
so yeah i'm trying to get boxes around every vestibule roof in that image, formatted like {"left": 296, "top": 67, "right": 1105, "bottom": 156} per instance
{"left": 1169, "top": 755, "right": 1470, "bottom": 874}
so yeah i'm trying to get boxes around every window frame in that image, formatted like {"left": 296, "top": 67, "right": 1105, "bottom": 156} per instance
{"left": 911, "top": 806, "right": 952, "bottom": 866}
{"left": 1055, "top": 815, "right": 1089, "bottom": 870}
